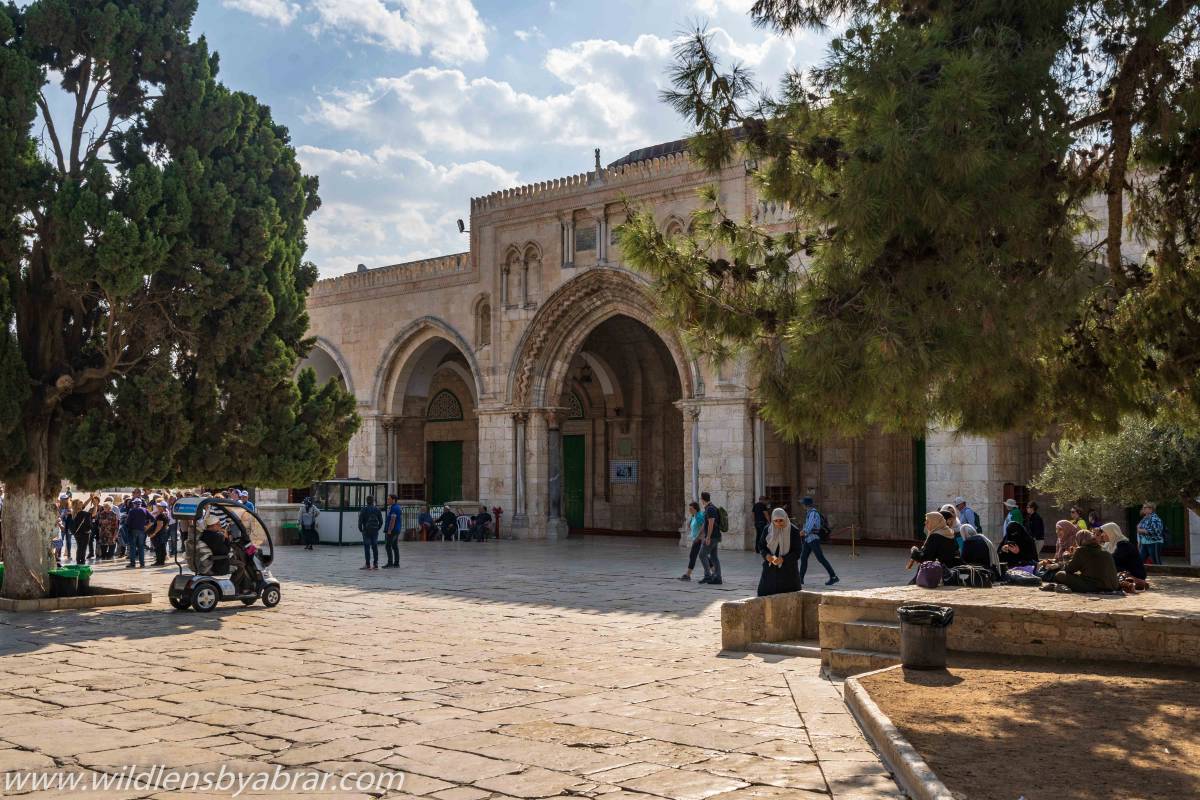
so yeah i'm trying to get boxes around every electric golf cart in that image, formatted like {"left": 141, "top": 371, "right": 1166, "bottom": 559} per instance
{"left": 168, "top": 496, "right": 281, "bottom": 612}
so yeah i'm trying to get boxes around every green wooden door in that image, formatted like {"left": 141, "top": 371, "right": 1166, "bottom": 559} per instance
{"left": 563, "top": 435, "right": 585, "bottom": 530}
{"left": 430, "top": 441, "right": 463, "bottom": 506}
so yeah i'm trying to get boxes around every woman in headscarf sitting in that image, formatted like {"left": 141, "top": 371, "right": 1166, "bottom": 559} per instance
{"left": 960, "top": 523, "right": 1000, "bottom": 578}
{"left": 1096, "top": 522, "right": 1128, "bottom": 555}
{"left": 1053, "top": 519, "right": 1080, "bottom": 561}
{"left": 1110, "top": 536, "right": 1149, "bottom": 592}
{"left": 997, "top": 521, "right": 1039, "bottom": 572}
{"left": 939, "top": 504, "right": 964, "bottom": 553}
{"left": 909, "top": 511, "right": 962, "bottom": 573}
{"left": 757, "top": 508, "right": 802, "bottom": 597}
{"left": 1043, "top": 529, "right": 1121, "bottom": 593}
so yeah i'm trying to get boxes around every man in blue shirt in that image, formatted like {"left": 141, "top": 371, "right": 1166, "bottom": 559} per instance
{"left": 1137, "top": 502, "right": 1165, "bottom": 565}
{"left": 125, "top": 498, "right": 151, "bottom": 569}
{"left": 954, "top": 496, "right": 980, "bottom": 532}
{"left": 383, "top": 494, "right": 403, "bottom": 568}
{"left": 799, "top": 497, "right": 839, "bottom": 587}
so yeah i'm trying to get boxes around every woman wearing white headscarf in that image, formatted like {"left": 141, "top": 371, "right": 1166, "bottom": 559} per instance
{"left": 757, "top": 508, "right": 802, "bottom": 597}
{"left": 960, "top": 523, "right": 1000, "bottom": 577}
{"left": 1096, "top": 521, "right": 1128, "bottom": 554}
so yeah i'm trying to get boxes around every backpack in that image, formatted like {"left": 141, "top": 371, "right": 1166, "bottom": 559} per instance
{"left": 717, "top": 507, "right": 729, "bottom": 533}
{"left": 299, "top": 505, "right": 318, "bottom": 527}
{"left": 362, "top": 507, "right": 383, "bottom": 534}
{"left": 818, "top": 512, "right": 832, "bottom": 541}
{"left": 916, "top": 561, "right": 944, "bottom": 588}
{"left": 1004, "top": 570, "right": 1041, "bottom": 587}
{"left": 952, "top": 564, "right": 993, "bottom": 588}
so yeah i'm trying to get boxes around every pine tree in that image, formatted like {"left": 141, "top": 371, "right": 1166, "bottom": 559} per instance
{"left": 0, "top": 1, "right": 358, "bottom": 598}
{"left": 619, "top": 0, "right": 1200, "bottom": 443}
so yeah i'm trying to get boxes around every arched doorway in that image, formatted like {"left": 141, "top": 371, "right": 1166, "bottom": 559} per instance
{"left": 508, "top": 268, "right": 696, "bottom": 538}
{"left": 298, "top": 340, "right": 353, "bottom": 480}
{"left": 556, "top": 315, "right": 685, "bottom": 534}
{"left": 378, "top": 322, "right": 481, "bottom": 506}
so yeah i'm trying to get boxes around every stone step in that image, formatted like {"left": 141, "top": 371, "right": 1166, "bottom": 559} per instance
{"left": 837, "top": 620, "right": 901, "bottom": 653}
{"left": 744, "top": 640, "right": 822, "bottom": 659}
{"left": 825, "top": 647, "right": 901, "bottom": 678}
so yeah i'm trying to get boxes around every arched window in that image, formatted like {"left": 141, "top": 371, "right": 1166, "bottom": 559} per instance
{"left": 567, "top": 391, "right": 585, "bottom": 419}
{"left": 427, "top": 390, "right": 463, "bottom": 421}
{"left": 476, "top": 298, "right": 491, "bottom": 348}
{"left": 503, "top": 248, "right": 521, "bottom": 306}
{"left": 523, "top": 244, "right": 541, "bottom": 305}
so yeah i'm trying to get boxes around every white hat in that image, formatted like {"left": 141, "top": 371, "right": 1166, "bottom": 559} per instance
{"left": 954, "top": 496, "right": 966, "bottom": 506}
{"left": 1003, "top": 498, "right": 1018, "bottom": 509}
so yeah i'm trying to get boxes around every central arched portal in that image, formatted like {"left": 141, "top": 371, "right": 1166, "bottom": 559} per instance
{"left": 554, "top": 314, "right": 685, "bottom": 534}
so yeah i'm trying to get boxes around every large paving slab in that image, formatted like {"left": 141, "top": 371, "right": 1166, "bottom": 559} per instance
{"left": 0, "top": 539, "right": 904, "bottom": 798}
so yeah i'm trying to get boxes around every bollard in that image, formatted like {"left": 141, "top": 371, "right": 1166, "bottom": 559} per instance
{"left": 896, "top": 604, "right": 955, "bottom": 669}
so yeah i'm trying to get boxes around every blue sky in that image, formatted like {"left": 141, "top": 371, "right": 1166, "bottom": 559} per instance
{"left": 189, "top": 0, "right": 831, "bottom": 277}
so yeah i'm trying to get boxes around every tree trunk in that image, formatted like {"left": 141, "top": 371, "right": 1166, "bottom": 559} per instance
{"left": 2, "top": 421, "right": 54, "bottom": 599}
{"left": 2, "top": 472, "right": 53, "bottom": 599}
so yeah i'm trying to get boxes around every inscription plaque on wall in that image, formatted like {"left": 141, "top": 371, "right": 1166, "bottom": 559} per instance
{"left": 824, "top": 462, "right": 851, "bottom": 486}
{"left": 610, "top": 460, "right": 639, "bottom": 484}
{"left": 575, "top": 224, "right": 597, "bottom": 252}
{"left": 616, "top": 438, "right": 633, "bottom": 457}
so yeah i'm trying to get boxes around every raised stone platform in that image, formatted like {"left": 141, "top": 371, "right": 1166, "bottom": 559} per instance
{"left": 722, "top": 576, "right": 1200, "bottom": 677}
{"left": 0, "top": 586, "right": 152, "bottom": 612}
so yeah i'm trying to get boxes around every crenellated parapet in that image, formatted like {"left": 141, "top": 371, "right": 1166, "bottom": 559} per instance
{"left": 311, "top": 252, "right": 472, "bottom": 301}
{"left": 469, "top": 150, "right": 696, "bottom": 214}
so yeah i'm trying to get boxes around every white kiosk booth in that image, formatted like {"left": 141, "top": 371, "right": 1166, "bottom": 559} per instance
{"left": 310, "top": 479, "right": 389, "bottom": 545}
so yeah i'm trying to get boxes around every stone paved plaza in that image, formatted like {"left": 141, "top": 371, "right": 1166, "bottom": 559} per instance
{"left": 0, "top": 540, "right": 904, "bottom": 799}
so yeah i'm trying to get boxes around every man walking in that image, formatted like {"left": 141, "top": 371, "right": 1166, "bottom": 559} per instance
{"left": 358, "top": 496, "right": 383, "bottom": 570}
{"left": 298, "top": 497, "right": 319, "bottom": 550}
{"left": 382, "top": 494, "right": 402, "bottom": 568}
{"left": 698, "top": 491, "right": 722, "bottom": 585}
{"left": 1137, "top": 502, "right": 1165, "bottom": 565}
{"left": 799, "top": 497, "right": 839, "bottom": 588}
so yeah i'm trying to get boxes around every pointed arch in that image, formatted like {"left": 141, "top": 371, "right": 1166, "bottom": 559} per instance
{"left": 371, "top": 316, "right": 484, "bottom": 413}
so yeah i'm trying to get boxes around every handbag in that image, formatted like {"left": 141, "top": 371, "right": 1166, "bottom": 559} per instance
{"left": 915, "top": 561, "right": 944, "bottom": 588}
{"left": 952, "top": 565, "right": 993, "bottom": 588}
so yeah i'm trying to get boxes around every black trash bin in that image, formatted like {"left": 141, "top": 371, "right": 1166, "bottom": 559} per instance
{"left": 896, "top": 604, "right": 955, "bottom": 669}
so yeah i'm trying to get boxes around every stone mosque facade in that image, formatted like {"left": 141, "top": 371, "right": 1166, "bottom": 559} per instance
{"left": 296, "top": 141, "right": 1110, "bottom": 550}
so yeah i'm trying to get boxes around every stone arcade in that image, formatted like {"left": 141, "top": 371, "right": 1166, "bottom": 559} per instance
{"left": 291, "top": 140, "right": 1192, "bottom": 554}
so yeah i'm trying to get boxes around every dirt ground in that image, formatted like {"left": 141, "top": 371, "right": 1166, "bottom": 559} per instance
{"left": 859, "top": 656, "right": 1200, "bottom": 800}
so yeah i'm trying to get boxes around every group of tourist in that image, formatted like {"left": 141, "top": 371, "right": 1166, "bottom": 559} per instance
{"left": 909, "top": 497, "right": 1167, "bottom": 594}
{"left": 51, "top": 486, "right": 254, "bottom": 569}
{"left": 342, "top": 495, "right": 496, "bottom": 570}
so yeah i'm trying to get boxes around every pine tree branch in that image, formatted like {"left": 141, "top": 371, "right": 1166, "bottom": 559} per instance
{"left": 35, "top": 93, "right": 66, "bottom": 175}
{"left": 68, "top": 57, "right": 93, "bottom": 176}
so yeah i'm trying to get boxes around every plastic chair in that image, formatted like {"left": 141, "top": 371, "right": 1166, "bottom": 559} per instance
{"left": 455, "top": 515, "right": 472, "bottom": 542}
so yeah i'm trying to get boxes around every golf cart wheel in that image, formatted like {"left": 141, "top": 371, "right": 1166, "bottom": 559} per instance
{"left": 261, "top": 586, "right": 281, "bottom": 608}
{"left": 169, "top": 596, "right": 189, "bottom": 611}
{"left": 241, "top": 598, "right": 257, "bottom": 606}
{"left": 191, "top": 584, "right": 219, "bottom": 612}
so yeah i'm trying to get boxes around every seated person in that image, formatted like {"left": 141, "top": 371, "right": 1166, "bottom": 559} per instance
{"left": 909, "top": 511, "right": 962, "bottom": 573}
{"left": 471, "top": 506, "right": 492, "bottom": 541}
{"left": 437, "top": 507, "right": 458, "bottom": 540}
{"left": 960, "top": 523, "right": 999, "bottom": 577}
{"left": 1096, "top": 521, "right": 1129, "bottom": 555}
{"left": 417, "top": 507, "right": 434, "bottom": 541}
{"left": 1112, "top": 538, "right": 1146, "bottom": 580}
{"left": 226, "top": 535, "right": 258, "bottom": 595}
{"left": 1046, "top": 529, "right": 1120, "bottom": 593}
{"left": 198, "top": 511, "right": 231, "bottom": 575}
{"left": 998, "top": 521, "right": 1039, "bottom": 572}
{"left": 1053, "top": 519, "right": 1079, "bottom": 561}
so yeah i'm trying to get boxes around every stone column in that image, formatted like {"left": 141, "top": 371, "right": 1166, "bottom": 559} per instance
{"left": 544, "top": 408, "right": 568, "bottom": 540}
{"left": 513, "top": 411, "right": 528, "bottom": 524}
{"left": 753, "top": 412, "right": 766, "bottom": 502}
{"left": 695, "top": 399, "right": 755, "bottom": 550}
{"left": 501, "top": 267, "right": 510, "bottom": 307}
{"left": 348, "top": 409, "right": 388, "bottom": 481}
{"left": 382, "top": 418, "right": 396, "bottom": 491}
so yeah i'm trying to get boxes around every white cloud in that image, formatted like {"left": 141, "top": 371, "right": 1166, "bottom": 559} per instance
{"left": 297, "top": 145, "right": 518, "bottom": 276}
{"left": 514, "top": 27, "right": 543, "bottom": 42}
{"left": 310, "top": 0, "right": 487, "bottom": 64}
{"left": 222, "top": 0, "right": 299, "bottom": 25}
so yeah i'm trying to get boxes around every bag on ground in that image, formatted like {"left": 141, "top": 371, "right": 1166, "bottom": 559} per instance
{"left": 915, "top": 561, "right": 944, "bottom": 588}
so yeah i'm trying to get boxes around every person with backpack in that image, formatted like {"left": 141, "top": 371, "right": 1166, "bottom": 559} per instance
{"left": 358, "top": 496, "right": 383, "bottom": 570}
{"left": 298, "top": 497, "right": 320, "bottom": 550}
{"left": 799, "top": 497, "right": 839, "bottom": 587}
{"left": 698, "top": 491, "right": 722, "bottom": 585}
